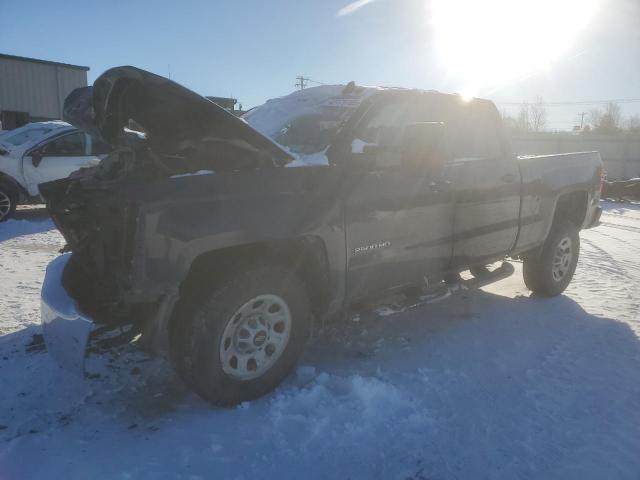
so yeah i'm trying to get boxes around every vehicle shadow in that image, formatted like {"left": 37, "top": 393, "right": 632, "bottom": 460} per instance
{"left": 2, "top": 285, "right": 640, "bottom": 478}
{"left": 310, "top": 287, "right": 640, "bottom": 379}
{"left": 9, "top": 285, "right": 640, "bottom": 414}
{"left": 0, "top": 216, "right": 54, "bottom": 242}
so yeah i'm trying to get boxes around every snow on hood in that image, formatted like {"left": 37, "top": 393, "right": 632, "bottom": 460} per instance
{"left": 243, "top": 84, "right": 380, "bottom": 166}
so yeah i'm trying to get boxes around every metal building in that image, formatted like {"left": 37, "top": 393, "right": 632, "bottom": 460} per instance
{"left": 0, "top": 53, "right": 89, "bottom": 130}
{"left": 206, "top": 96, "right": 246, "bottom": 115}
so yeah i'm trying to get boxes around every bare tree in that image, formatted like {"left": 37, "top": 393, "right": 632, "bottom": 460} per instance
{"left": 529, "top": 96, "right": 547, "bottom": 132}
{"left": 589, "top": 102, "right": 622, "bottom": 134}
{"left": 625, "top": 114, "right": 640, "bottom": 134}
{"left": 587, "top": 108, "right": 601, "bottom": 133}
{"left": 602, "top": 102, "right": 622, "bottom": 132}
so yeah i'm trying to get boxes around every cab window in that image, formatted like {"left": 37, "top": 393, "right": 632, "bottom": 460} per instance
{"left": 351, "top": 96, "right": 450, "bottom": 169}
{"left": 450, "top": 102, "right": 503, "bottom": 159}
{"left": 44, "top": 132, "right": 86, "bottom": 156}
{"left": 351, "top": 100, "right": 416, "bottom": 168}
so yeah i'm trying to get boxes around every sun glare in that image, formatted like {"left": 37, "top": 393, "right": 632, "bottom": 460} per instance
{"left": 430, "top": 0, "right": 600, "bottom": 96}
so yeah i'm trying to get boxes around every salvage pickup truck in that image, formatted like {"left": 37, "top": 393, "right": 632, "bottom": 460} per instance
{"left": 40, "top": 66, "right": 603, "bottom": 405}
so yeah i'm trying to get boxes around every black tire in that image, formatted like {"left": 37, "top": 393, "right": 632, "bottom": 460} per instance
{"left": 0, "top": 180, "right": 18, "bottom": 222}
{"left": 170, "top": 265, "right": 311, "bottom": 406}
{"left": 523, "top": 220, "right": 580, "bottom": 297}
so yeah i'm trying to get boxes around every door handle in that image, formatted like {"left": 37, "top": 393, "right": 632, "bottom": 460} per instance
{"left": 501, "top": 173, "right": 517, "bottom": 183}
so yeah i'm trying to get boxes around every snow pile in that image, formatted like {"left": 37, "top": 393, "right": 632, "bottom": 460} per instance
{"left": 265, "top": 371, "right": 433, "bottom": 476}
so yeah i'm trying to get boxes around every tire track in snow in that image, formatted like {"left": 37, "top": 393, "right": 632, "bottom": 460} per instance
{"left": 521, "top": 223, "right": 640, "bottom": 476}
{"left": 600, "top": 221, "right": 640, "bottom": 234}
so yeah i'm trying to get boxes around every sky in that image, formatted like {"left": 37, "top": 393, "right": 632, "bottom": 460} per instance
{"left": 2, "top": 0, "right": 639, "bottom": 130}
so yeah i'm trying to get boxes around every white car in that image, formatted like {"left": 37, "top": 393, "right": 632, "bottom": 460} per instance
{"left": 0, "top": 121, "right": 110, "bottom": 221}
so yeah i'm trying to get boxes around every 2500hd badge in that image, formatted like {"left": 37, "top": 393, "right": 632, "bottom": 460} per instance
{"left": 353, "top": 241, "right": 392, "bottom": 255}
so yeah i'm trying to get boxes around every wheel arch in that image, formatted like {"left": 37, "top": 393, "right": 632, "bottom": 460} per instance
{"left": 177, "top": 235, "right": 331, "bottom": 319}
{"left": 0, "top": 171, "right": 28, "bottom": 202}
{"left": 551, "top": 190, "right": 589, "bottom": 229}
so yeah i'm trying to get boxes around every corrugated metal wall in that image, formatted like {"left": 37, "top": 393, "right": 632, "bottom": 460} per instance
{"left": 0, "top": 57, "right": 87, "bottom": 120}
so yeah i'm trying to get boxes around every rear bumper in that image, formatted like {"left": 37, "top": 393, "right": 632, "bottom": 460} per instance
{"left": 41, "top": 254, "right": 94, "bottom": 374}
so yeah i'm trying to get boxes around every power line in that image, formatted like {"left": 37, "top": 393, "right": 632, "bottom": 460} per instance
{"left": 497, "top": 98, "right": 640, "bottom": 107}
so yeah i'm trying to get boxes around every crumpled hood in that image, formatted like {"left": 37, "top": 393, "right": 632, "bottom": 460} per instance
{"left": 63, "top": 66, "right": 293, "bottom": 164}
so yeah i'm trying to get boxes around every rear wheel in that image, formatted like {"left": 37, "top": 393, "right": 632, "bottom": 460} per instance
{"left": 170, "top": 265, "right": 311, "bottom": 406}
{"left": 0, "top": 181, "right": 17, "bottom": 222}
{"left": 523, "top": 220, "right": 580, "bottom": 297}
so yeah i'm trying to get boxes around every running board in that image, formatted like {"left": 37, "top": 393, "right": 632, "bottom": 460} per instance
{"left": 368, "top": 262, "right": 515, "bottom": 318}
{"left": 464, "top": 261, "right": 515, "bottom": 289}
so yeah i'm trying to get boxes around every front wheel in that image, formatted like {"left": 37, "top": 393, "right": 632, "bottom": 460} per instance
{"left": 523, "top": 220, "right": 580, "bottom": 297}
{"left": 170, "top": 265, "right": 312, "bottom": 406}
{"left": 0, "top": 181, "right": 17, "bottom": 222}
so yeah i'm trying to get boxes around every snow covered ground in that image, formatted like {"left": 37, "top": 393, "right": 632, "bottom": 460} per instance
{"left": 1, "top": 203, "right": 639, "bottom": 479}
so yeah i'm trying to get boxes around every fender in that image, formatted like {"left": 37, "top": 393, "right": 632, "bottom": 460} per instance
{"left": 512, "top": 151, "right": 602, "bottom": 256}
{"left": 132, "top": 166, "right": 349, "bottom": 315}
{"left": 0, "top": 171, "right": 30, "bottom": 202}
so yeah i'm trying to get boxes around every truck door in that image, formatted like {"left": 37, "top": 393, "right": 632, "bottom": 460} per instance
{"left": 23, "top": 132, "right": 107, "bottom": 196}
{"left": 449, "top": 100, "right": 520, "bottom": 268}
{"left": 343, "top": 95, "right": 455, "bottom": 300}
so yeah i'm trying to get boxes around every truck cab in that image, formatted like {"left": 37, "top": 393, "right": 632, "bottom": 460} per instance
{"left": 322, "top": 90, "right": 522, "bottom": 299}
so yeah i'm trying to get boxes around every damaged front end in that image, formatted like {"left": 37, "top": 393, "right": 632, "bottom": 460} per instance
{"left": 39, "top": 149, "right": 147, "bottom": 373}
{"left": 40, "top": 66, "right": 294, "bottom": 373}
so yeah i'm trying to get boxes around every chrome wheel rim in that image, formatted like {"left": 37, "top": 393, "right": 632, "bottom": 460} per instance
{"left": 220, "top": 294, "right": 292, "bottom": 380}
{"left": 551, "top": 236, "right": 573, "bottom": 282}
{"left": 0, "top": 191, "right": 11, "bottom": 220}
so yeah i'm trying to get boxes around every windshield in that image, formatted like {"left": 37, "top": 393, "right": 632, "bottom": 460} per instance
{"left": 243, "top": 84, "right": 377, "bottom": 158}
{"left": 273, "top": 110, "right": 350, "bottom": 155}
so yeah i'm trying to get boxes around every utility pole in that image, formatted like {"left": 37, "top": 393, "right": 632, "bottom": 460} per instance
{"left": 295, "top": 75, "right": 309, "bottom": 90}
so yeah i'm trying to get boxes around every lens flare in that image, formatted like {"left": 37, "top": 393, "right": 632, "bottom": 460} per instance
{"left": 429, "top": 0, "right": 600, "bottom": 95}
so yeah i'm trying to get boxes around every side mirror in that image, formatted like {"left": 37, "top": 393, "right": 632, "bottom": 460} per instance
{"left": 402, "top": 122, "right": 448, "bottom": 169}
{"left": 31, "top": 148, "right": 44, "bottom": 167}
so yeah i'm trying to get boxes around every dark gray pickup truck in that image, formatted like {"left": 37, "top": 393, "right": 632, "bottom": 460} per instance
{"left": 40, "top": 66, "right": 603, "bottom": 405}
